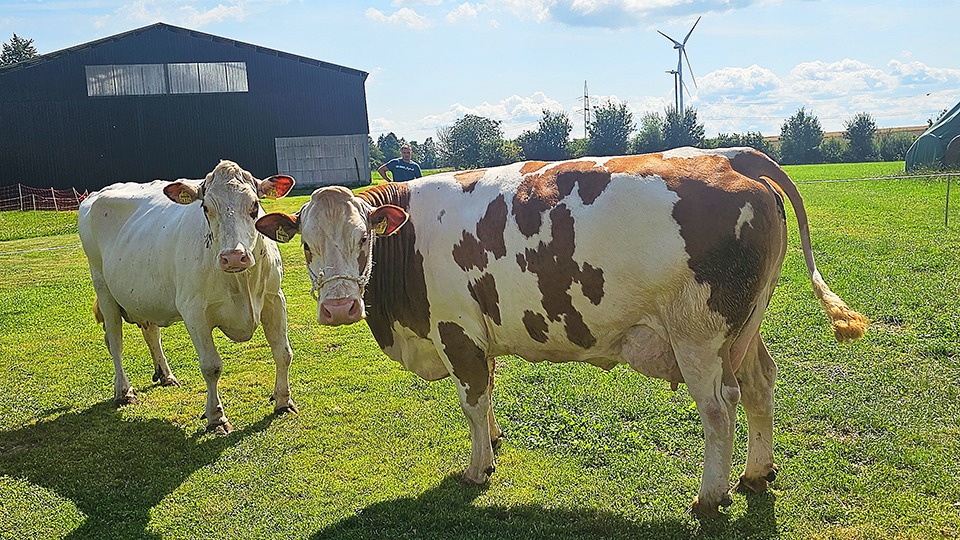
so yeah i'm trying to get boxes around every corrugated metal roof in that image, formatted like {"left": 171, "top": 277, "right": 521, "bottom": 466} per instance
{"left": 0, "top": 22, "right": 367, "bottom": 80}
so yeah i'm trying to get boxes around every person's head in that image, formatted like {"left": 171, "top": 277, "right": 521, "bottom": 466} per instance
{"left": 400, "top": 144, "right": 413, "bottom": 161}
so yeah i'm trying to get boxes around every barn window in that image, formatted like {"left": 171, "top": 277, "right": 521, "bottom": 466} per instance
{"left": 86, "top": 62, "right": 248, "bottom": 97}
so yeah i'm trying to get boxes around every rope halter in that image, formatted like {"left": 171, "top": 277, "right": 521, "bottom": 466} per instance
{"left": 307, "top": 228, "right": 376, "bottom": 301}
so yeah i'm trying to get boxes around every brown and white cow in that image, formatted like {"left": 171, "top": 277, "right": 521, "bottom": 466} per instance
{"left": 256, "top": 147, "right": 867, "bottom": 515}
{"left": 79, "top": 160, "right": 297, "bottom": 433}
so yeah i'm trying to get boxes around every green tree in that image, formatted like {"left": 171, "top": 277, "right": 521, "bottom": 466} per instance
{"left": 779, "top": 107, "right": 823, "bottom": 165}
{"left": 843, "top": 112, "right": 878, "bottom": 162}
{"left": 437, "top": 114, "right": 508, "bottom": 169}
{"left": 368, "top": 135, "right": 385, "bottom": 171}
{"left": 568, "top": 138, "right": 589, "bottom": 159}
{"left": 663, "top": 106, "right": 705, "bottom": 149}
{"left": 418, "top": 137, "right": 440, "bottom": 169}
{"left": 516, "top": 110, "right": 573, "bottom": 161}
{"left": 877, "top": 131, "right": 914, "bottom": 161}
{"left": 377, "top": 133, "right": 402, "bottom": 161}
{"left": 0, "top": 34, "right": 37, "bottom": 66}
{"left": 819, "top": 137, "right": 848, "bottom": 164}
{"left": 588, "top": 101, "right": 634, "bottom": 156}
{"left": 704, "top": 131, "right": 777, "bottom": 158}
{"left": 629, "top": 112, "right": 666, "bottom": 154}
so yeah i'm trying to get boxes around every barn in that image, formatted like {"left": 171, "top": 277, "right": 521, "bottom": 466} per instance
{"left": 0, "top": 22, "right": 370, "bottom": 191}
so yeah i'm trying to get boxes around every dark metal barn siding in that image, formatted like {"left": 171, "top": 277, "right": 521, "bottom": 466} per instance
{"left": 0, "top": 23, "right": 369, "bottom": 190}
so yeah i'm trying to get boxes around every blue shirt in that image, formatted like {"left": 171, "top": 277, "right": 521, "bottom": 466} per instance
{"left": 384, "top": 158, "right": 422, "bottom": 181}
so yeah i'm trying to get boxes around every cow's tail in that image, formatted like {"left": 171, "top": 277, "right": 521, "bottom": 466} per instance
{"left": 759, "top": 166, "right": 869, "bottom": 342}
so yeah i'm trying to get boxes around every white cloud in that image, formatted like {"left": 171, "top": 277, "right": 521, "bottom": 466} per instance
{"left": 447, "top": 3, "right": 480, "bottom": 23}
{"left": 699, "top": 65, "right": 780, "bottom": 96}
{"left": 365, "top": 7, "right": 432, "bottom": 29}
{"left": 179, "top": 4, "right": 247, "bottom": 26}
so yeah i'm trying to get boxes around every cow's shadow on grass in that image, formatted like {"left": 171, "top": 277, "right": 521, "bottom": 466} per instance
{"left": 311, "top": 473, "right": 778, "bottom": 540}
{"left": 0, "top": 401, "right": 273, "bottom": 539}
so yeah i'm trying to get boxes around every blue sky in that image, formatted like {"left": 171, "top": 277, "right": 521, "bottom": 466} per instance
{"left": 3, "top": 1, "right": 959, "bottom": 143}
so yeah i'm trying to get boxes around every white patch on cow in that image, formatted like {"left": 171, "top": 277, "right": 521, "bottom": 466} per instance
{"left": 735, "top": 202, "right": 756, "bottom": 240}
{"left": 384, "top": 321, "right": 449, "bottom": 381}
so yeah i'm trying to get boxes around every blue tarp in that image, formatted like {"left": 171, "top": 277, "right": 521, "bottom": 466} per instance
{"left": 906, "top": 101, "right": 960, "bottom": 171}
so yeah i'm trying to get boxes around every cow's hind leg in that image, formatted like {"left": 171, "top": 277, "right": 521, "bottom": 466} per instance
{"left": 677, "top": 343, "right": 740, "bottom": 517}
{"left": 141, "top": 323, "right": 179, "bottom": 387}
{"left": 92, "top": 287, "right": 136, "bottom": 406}
{"left": 734, "top": 334, "right": 778, "bottom": 494}
{"left": 262, "top": 292, "right": 297, "bottom": 414}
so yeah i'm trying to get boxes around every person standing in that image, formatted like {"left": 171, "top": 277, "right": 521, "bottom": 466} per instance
{"left": 377, "top": 144, "right": 422, "bottom": 182}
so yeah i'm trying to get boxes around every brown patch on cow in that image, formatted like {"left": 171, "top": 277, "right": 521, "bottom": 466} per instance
{"left": 476, "top": 195, "right": 508, "bottom": 260}
{"left": 438, "top": 322, "right": 489, "bottom": 406}
{"left": 468, "top": 273, "right": 501, "bottom": 325}
{"left": 452, "top": 231, "right": 488, "bottom": 271}
{"left": 512, "top": 161, "right": 613, "bottom": 238}
{"left": 727, "top": 150, "right": 787, "bottom": 220}
{"left": 652, "top": 153, "right": 784, "bottom": 335}
{"left": 522, "top": 204, "right": 597, "bottom": 349}
{"left": 522, "top": 310, "right": 549, "bottom": 343}
{"left": 359, "top": 183, "right": 432, "bottom": 349}
{"left": 520, "top": 161, "right": 550, "bottom": 174}
{"left": 455, "top": 169, "right": 487, "bottom": 194}
{"left": 516, "top": 253, "right": 527, "bottom": 272}
{"left": 579, "top": 263, "right": 604, "bottom": 305}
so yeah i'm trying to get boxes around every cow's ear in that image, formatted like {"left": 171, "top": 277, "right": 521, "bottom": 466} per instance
{"left": 164, "top": 181, "right": 202, "bottom": 205}
{"left": 258, "top": 175, "right": 296, "bottom": 199}
{"left": 256, "top": 212, "right": 300, "bottom": 243}
{"left": 369, "top": 205, "right": 409, "bottom": 236}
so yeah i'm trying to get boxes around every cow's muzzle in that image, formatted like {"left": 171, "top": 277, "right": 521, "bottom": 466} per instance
{"left": 219, "top": 249, "right": 253, "bottom": 273}
{"left": 319, "top": 297, "right": 363, "bottom": 326}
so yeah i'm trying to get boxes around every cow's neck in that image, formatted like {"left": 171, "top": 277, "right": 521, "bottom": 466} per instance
{"left": 359, "top": 183, "right": 432, "bottom": 349}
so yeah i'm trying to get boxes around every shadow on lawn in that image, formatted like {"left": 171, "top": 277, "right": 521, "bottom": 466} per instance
{"left": 312, "top": 473, "right": 778, "bottom": 540}
{"left": 0, "top": 401, "right": 273, "bottom": 539}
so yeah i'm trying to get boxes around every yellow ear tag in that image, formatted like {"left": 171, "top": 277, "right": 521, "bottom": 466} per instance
{"left": 178, "top": 190, "right": 193, "bottom": 204}
{"left": 275, "top": 225, "right": 289, "bottom": 243}
{"left": 374, "top": 218, "right": 388, "bottom": 235}
{"left": 265, "top": 186, "right": 278, "bottom": 199}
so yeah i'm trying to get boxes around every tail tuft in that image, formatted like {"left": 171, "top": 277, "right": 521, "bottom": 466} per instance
{"left": 829, "top": 305, "right": 870, "bottom": 343}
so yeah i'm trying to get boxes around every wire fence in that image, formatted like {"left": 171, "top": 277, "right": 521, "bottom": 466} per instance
{"left": 0, "top": 184, "right": 89, "bottom": 212}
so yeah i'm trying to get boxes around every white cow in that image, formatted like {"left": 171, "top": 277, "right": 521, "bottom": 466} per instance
{"left": 79, "top": 160, "right": 297, "bottom": 433}
{"left": 256, "top": 147, "right": 868, "bottom": 515}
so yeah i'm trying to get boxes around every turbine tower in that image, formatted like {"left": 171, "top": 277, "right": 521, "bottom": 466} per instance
{"left": 658, "top": 15, "right": 701, "bottom": 114}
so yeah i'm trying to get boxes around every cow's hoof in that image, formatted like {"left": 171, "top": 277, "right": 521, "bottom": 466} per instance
{"left": 689, "top": 495, "right": 728, "bottom": 518}
{"left": 462, "top": 466, "right": 493, "bottom": 486}
{"left": 114, "top": 390, "right": 137, "bottom": 407}
{"left": 734, "top": 465, "right": 778, "bottom": 494}
{"left": 205, "top": 421, "right": 234, "bottom": 435}
{"left": 274, "top": 402, "right": 299, "bottom": 415}
{"left": 157, "top": 375, "right": 179, "bottom": 387}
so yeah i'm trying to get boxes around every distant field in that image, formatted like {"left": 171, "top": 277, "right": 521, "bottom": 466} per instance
{"left": 1, "top": 161, "right": 958, "bottom": 539}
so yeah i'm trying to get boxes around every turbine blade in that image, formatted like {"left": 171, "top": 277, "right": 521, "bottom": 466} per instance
{"left": 683, "top": 48, "right": 698, "bottom": 89}
{"left": 658, "top": 30, "right": 682, "bottom": 48}
{"left": 683, "top": 15, "right": 701, "bottom": 45}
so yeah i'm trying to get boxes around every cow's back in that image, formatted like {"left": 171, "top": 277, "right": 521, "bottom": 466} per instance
{"left": 79, "top": 181, "right": 200, "bottom": 326}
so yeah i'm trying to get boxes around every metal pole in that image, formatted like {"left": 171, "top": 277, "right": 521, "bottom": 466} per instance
{"left": 52, "top": 187, "right": 59, "bottom": 211}
{"left": 18, "top": 184, "right": 23, "bottom": 211}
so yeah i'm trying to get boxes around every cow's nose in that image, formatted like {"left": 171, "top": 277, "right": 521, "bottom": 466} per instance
{"left": 219, "top": 249, "right": 252, "bottom": 272}
{"left": 319, "top": 298, "right": 363, "bottom": 326}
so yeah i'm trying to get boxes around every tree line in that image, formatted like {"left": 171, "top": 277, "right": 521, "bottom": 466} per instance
{"left": 376, "top": 102, "right": 927, "bottom": 172}
{"left": 0, "top": 34, "right": 929, "bottom": 170}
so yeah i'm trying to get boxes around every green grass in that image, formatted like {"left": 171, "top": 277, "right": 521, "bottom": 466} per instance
{"left": 1, "top": 164, "right": 959, "bottom": 539}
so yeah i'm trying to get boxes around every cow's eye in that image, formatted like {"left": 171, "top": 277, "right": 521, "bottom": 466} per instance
{"left": 359, "top": 234, "right": 369, "bottom": 247}
{"left": 201, "top": 203, "right": 209, "bottom": 214}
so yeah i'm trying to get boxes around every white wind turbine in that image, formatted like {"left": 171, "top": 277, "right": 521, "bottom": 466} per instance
{"left": 658, "top": 16, "right": 701, "bottom": 114}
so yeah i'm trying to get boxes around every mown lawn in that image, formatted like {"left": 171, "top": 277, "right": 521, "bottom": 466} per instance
{"left": 0, "top": 162, "right": 958, "bottom": 539}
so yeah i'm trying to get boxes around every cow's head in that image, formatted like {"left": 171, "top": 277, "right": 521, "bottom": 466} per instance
{"left": 256, "top": 186, "right": 408, "bottom": 325}
{"left": 163, "top": 160, "right": 295, "bottom": 273}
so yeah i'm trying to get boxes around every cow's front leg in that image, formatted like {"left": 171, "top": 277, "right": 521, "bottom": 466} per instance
{"left": 437, "top": 322, "right": 494, "bottom": 485}
{"left": 262, "top": 291, "right": 297, "bottom": 414}
{"left": 734, "top": 335, "right": 778, "bottom": 494}
{"left": 184, "top": 320, "right": 232, "bottom": 434}
{"left": 678, "top": 346, "right": 739, "bottom": 517}
{"left": 141, "top": 323, "right": 179, "bottom": 387}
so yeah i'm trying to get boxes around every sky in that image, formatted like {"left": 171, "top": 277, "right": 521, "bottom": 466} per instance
{"left": 3, "top": 0, "right": 959, "bottom": 143}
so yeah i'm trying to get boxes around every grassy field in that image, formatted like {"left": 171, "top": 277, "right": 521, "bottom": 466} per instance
{"left": 0, "top": 161, "right": 958, "bottom": 539}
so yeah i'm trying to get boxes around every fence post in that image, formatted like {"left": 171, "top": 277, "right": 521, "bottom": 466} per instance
{"left": 74, "top": 188, "right": 81, "bottom": 209}
{"left": 18, "top": 184, "right": 23, "bottom": 211}
{"left": 947, "top": 174, "right": 952, "bottom": 228}
{"left": 52, "top": 187, "right": 59, "bottom": 211}
{"left": 32, "top": 194, "right": 36, "bottom": 212}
